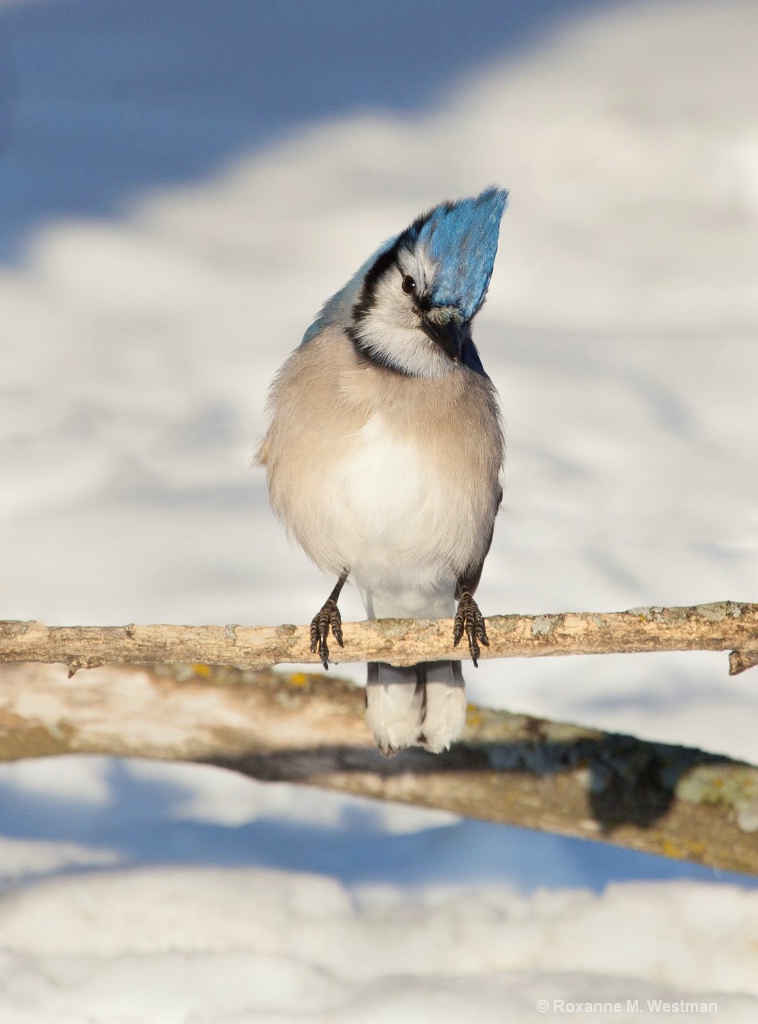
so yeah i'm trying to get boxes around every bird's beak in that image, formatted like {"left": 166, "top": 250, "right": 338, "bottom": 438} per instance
{"left": 421, "top": 314, "right": 464, "bottom": 362}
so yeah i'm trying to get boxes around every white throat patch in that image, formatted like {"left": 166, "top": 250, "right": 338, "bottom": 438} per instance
{"left": 353, "top": 248, "right": 456, "bottom": 379}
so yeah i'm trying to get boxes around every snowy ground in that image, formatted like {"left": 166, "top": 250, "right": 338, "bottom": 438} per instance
{"left": 0, "top": 0, "right": 757, "bottom": 1020}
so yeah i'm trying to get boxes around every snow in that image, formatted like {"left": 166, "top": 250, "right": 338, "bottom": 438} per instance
{"left": 0, "top": 871, "right": 757, "bottom": 1021}
{"left": 0, "top": 0, "right": 757, "bottom": 1019}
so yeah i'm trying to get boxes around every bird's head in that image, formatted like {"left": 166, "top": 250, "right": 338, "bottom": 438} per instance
{"left": 347, "top": 187, "right": 508, "bottom": 378}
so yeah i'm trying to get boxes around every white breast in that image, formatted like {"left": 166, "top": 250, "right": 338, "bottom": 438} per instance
{"left": 326, "top": 414, "right": 462, "bottom": 618}
{"left": 339, "top": 414, "right": 427, "bottom": 541}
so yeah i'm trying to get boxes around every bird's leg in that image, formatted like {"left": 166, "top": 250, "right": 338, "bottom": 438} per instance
{"left": 310, "top": 570, "right": 349, "bottom": 670}
{"left": 453, "top": 583, "right": 489, "bottom": 667}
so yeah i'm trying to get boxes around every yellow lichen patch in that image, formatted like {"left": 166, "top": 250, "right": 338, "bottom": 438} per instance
{"left": 660, "top": 837, "right": 706, "bottom": 861}
{"left": 661, "top": 838, "right": 685, "bottom": 859}
{"left": 466, "top": 705, "right": 482, "bottom": 727}
{"left": 289, "top": 673, "right": 308, "bottom": 687}
{"left": 192, "top": 664, "right": 211, "bottom": 677}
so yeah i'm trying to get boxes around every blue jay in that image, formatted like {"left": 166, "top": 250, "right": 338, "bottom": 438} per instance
{"left": 258, "top": 188, "right": 507, "bottom": 754}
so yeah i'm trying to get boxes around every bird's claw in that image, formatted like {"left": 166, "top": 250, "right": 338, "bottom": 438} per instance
{"left": 453, "top": 591, "right": 489, "bottom": 667}
{"left": 310, "top": 598, "right": 344, "bottom": 670}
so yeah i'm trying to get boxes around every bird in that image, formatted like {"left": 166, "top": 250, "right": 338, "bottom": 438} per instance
{"left": 257, "top": 187, "right": 507, "bottom": 755}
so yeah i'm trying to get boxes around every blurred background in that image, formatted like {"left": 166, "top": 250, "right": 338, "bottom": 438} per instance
{"left": 0, "top": 0, "right": 757, "bottom": 1019}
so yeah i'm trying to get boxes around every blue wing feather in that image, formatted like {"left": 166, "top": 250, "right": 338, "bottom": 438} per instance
{"left": 300, "top": 233, "right": 400, "bottom": 345}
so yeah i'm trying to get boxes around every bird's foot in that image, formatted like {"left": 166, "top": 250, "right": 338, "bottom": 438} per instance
{"left": 310, "top": 598, "right": 344, "bottom": 670}
{"left": 453, "top": 591, "right": 489, "bottom": 667}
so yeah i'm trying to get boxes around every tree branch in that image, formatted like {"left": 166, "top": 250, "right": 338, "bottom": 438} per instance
{"left": 1, "top": 602, "right": 757, "bottom": 674}
{"left": 1, "top": 661, "right": 756, "bottom": 876}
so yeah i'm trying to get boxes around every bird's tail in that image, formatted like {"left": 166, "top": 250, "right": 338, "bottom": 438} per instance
{"left": 365, "top": 660, "right": 466, "bottom": 756}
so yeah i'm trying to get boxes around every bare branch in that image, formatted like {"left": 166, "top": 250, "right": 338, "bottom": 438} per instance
{"left": 1, "top": 662, "right": 756, "bottom": 876}
{"left": 1, "top": 602, "right": 757, "bottom": 674}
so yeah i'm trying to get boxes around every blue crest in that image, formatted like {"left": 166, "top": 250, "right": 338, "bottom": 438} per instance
{"left": 301, "top": 187, "right": 508, "bottom": 345}
{"left": 415, "top": 187, "right": 508, "bottom": 321}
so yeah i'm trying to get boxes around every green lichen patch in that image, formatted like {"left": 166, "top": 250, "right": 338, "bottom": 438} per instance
{"left": 531, "top": 615, "right": 555, "bottom": 637}
{"left": 676, "top": 764, "right": 758, "bottom": 831}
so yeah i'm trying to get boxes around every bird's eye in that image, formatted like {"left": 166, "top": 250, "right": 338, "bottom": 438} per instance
{"left": 401, "top": 274, "right": 416, "bottom": 295}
